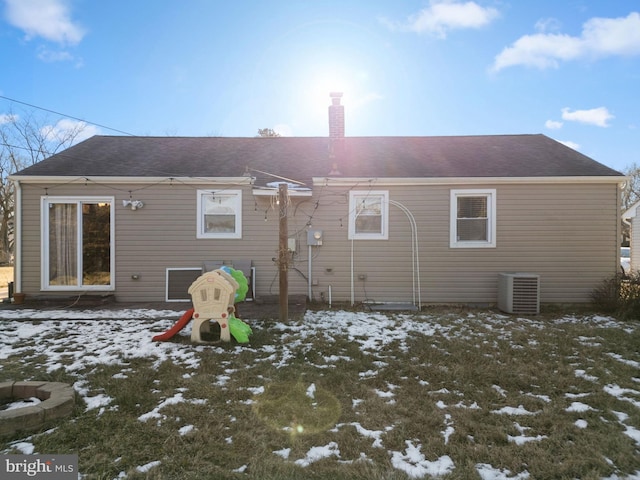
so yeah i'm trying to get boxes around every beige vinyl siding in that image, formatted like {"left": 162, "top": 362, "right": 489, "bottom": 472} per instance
{"left": 630, "top": 216, "right": 640, "bottom": 273}
{"left": 306, "top": 182, "right": 619, "bottom": 305}
{"left": 114, "top": 184, "right": 291, "bottom": 302}
{"left": 18, "top": 184, "right": 45, "bottom": 297}
{"left": 17, "top": 180, "right": 619, "bottom": 305}
{"left": 18, "top": 182, "right": 290, "bottom": 302}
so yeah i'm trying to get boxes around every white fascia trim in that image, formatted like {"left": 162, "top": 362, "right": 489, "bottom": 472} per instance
{"left": 313, "top": 176, "right": 627, "bottom": 186}
{"left": 11, "top": 174, "right": 626, "bottom": 187}
{"left": 8, "top": 175, "right": 254, "bottom": 185}
{"left": 623, "top": 200, "right": 640, "bottom": 220}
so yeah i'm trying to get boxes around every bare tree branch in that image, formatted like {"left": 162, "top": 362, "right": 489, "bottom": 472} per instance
{"left": 0, "top": 105, "right": 89, "bottom": 263}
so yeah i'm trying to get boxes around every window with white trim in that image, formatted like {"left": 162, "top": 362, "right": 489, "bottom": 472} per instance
{"left": 450, "top": 189, "right": 496, "bottom": 248}
{"left": 197, "top": 189, "right": 242, "bottom": 239}
{"left": 41, "top": 196, "right": 114, "bottom": 290}
{"left": 348, "top": 190, "right": 389, "bottom": 240}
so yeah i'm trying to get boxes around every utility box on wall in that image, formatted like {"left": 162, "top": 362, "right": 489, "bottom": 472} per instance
{"left": 498, "top": 273, "right": 540, "bottom": 315}
{"left": 307, "top": 229, "right": 323, "bottom": 246}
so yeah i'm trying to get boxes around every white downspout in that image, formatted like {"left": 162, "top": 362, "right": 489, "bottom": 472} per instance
{"left": 13, "top": 180, "right": 22, "bottom": 294}
{"left": 350, "top": 238, "right": 355, "bottom": 306}
{"left": 308, "top": 243, "right": 312, "bottom": 301}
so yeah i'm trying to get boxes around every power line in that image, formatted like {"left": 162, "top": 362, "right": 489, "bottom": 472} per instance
{"left": 0, "top": 94, "right": 136, "bottom": 136}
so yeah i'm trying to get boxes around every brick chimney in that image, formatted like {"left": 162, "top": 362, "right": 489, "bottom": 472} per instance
{"left": 328, "top": 92, "right": 344, "bottom": 138}
{"left": 328, "top": 92, "right": 344, "bottom": 174}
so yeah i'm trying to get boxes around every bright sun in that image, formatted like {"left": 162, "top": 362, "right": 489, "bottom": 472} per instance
{"left": 304, "top": 67, "right": 355, "bottom": 114}
{"left": 286, "top": 60, "right": 380, "bottom": 136}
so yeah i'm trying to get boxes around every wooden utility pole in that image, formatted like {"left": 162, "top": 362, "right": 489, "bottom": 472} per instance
{"left": 278, "top": 183, "right": 288, "bottom": 321}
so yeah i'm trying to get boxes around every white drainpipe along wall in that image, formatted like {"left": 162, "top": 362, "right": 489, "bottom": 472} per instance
{"left": 12, "top": 179, "right": 22, "bottom": 293}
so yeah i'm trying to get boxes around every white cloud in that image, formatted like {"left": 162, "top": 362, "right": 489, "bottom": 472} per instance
{"left": 557, "top": 140, "right": 581, "bottom": 150}
{"left": 561, "top": 107, "right": 614, "bottom": 127}
{"left": 545, "top": 119, "right": 563, "bottom": 130}
{"left": 534, "top": 17, "right": 562, "bottom": 34}
{"left": 4, "top": 0, "right": 86, "bottom": 45}
{"left": 0, "top": 113, "right": 19, "bottom": 125}
{"left": 492, "top": 12, "right": 640, "bottom": 71}
{"left": 382, "top": 0, "right": 500, "bottom": 38}
{"left": 492, "top": 33, "right": 583, "bottom": 70}
{"left": 37, "top": 46, "right": 74, "bottom": 63}
{"left": 583, "top": 13, "right": 640, "bottom": 56}
{"left": 39, "top": 48, "right": 84, "bottom": 66}
{"left": 41, "top": 119, "right": 99, "bottom": 145}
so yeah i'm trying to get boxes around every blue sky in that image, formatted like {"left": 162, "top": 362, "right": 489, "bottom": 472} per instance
{"left": 1, "top": 0, "right": 639, "bottom": 172}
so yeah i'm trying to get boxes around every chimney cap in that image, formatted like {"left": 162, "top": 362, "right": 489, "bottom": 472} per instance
{"left": 329, "top": 92, "right": 343, "bottom": 106}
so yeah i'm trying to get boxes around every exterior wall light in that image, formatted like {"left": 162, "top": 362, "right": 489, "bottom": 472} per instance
{"left": 123, "top": 199, "right": 144, "bottom": 210}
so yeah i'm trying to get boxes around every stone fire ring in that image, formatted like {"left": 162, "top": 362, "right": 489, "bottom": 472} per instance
{"left": 0, "top": 381, "right": 75, "bottom": 437}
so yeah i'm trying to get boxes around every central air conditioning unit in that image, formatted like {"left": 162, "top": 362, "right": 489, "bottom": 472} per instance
{"left": 498, "top": 273, "right": 540, "bottom": 315}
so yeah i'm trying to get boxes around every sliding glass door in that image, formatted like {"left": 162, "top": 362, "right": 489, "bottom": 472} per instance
{"left": 42, "top": 197, "right": 114, "bottom": 290}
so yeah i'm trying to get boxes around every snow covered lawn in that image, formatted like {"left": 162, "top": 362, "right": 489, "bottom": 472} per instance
{"left": 1, "top": 307, "right": 639, "bottom": 479}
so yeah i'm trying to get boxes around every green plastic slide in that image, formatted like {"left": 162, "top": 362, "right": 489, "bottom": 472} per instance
{"left": 229, "top": 315, "right": 252, "bottom": 343}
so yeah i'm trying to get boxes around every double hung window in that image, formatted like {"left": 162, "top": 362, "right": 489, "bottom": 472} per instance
{"left": 450, "top": 189, "right": 496, "bottom": 248}
{"left": 348, "top": 191, "right": 389, "bottom": 240}
{"left": 197, "top": 189, "right": 242, "bottom": 239}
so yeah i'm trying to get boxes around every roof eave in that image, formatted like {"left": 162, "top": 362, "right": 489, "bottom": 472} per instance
{"left": 312, "top": 176, "right": 627, "bottom": 186}
{"left": 623, "top": 200, "right": 640, "bottom": 220}
{"left": 8, "top": 175, "right": 255, "bottom": 185}
{"left": 8, "top": 174, "right": 626, "bottom": 188}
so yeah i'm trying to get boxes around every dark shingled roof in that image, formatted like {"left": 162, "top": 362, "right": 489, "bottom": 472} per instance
{"left": 14, "top": 134, "right": 622, "bottom": 186}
